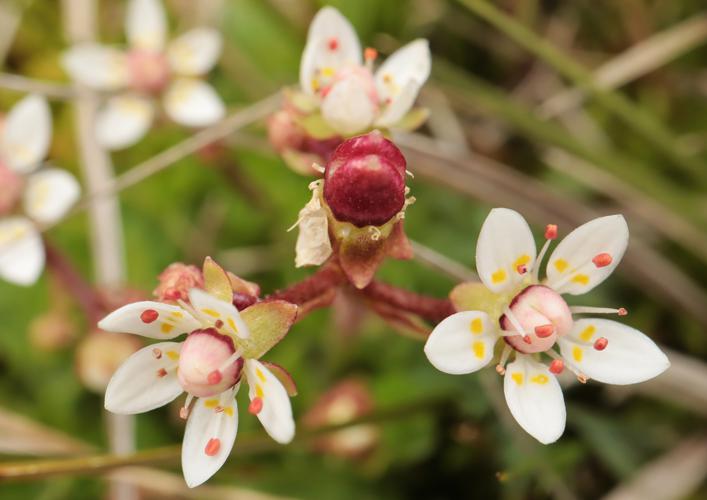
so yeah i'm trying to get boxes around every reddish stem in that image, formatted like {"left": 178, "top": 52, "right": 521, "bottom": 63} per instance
{"left": 360, "top": 280, "right": 455, "bottom": 323}
{"left": 44, "top": 242, "right": 106, "bottom": 324}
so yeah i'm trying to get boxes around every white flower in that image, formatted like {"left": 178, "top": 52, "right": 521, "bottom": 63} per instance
{"left": 99, "top": 260, "right": 297, "bottom": 487}
{"left": 299, "top": 7, "right": 431, "bottom": 135}
{"left": 0, "top": 95, "right": 80, "bottom": 286}
{"left": 424, "top": 208, "right": 670, "bottom": 444}
{"left": 62, "top": 0, "right": 225, "bottom": 150}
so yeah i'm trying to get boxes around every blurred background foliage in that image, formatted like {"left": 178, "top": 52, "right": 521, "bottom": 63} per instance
{"left": 1, "top": 0, "right": 707, "bottom": 498}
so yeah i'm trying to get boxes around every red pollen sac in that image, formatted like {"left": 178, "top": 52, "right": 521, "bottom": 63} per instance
{"left": 214, "top": 319, "right": 224, "bottom": 329}
{"left": 516, "top": 264, "right": 527, "bottom": 275}
{"left": 534, "top": 324, "right": 555, "bottom": 338}
{"left": 248, "top": 397, "right": 264, "bottom": 415}
{"left": 204, "top": 438, "right": 221, "bottom": 456}
{"left": 544, "top": 224, "right": 558, "bottom": 240}
{"left": 152, "top": 348, "right": 162, "bottom": 359}
{"left": 618, "top": 307, "right": 628, "bottom": 316}
{"left": 593, "top": 337, "right": 609, "bottom": 351}
{"left": 364, "top": 47, "right": 378, "bottom": 61}
{"left": 156, "top": 368, "right": 168, "bottom": 378}
{"left": 592, "top": 253, "right": 613, "bottom": 268}
{"left": 328, "top": 37, "right": 339, "bottom": 51}
{"left": 179, "top": 407, "right": 190, "bottom": 420}
{"left": 522, "top": 335, "right": 532, "bottom": 344}
{"left": 549, "top": 359, "right": 564, "bottom": 374}
{"left": 207, "top": 370, "right": 223, "bottom": 385}
{"left": 141, "top": 309, "right": 159, "bottom": 323}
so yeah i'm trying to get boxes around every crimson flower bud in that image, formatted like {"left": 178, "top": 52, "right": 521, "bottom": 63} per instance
{"left": 323, "top": 131, "right": 406, "bottom": 227}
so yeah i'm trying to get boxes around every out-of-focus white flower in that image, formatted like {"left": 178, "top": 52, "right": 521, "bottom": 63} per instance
{"left": 99, "top": 258, "right": 297, "bottom": 487}
{"left": 63, "top": 0, "right": 225, "bottom": 150}
{"left": 0, "top": 95, "right": 80, "bottom": 286}
{"left": 297, "top": 6, "right": 431, "bottom": 136}
{"left": 424, "top": 208, "right": 670, "bottom": 444}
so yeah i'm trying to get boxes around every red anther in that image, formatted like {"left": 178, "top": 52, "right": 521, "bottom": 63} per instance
{"left": 534, "top": 324, "right": 555, "bottom": 338}
{"left": 516, "top": 264, "right": 527, "bottom": 275}
{"left": 364, "top": 47, "right": 378, "bottom": 61}
{"left": 544, "top": 224, "right": 558, "bottom": 240}
{"left": 248, "top": 397, "right": 263, "bottom": 415}
{"left": 156, "top": 368, "right": 168, "bottom": 378}
{"left": 214, "top": 319, "right": 224, "bottom": 329}
{"left": 522, "top": 335, "right": 532, "bottom": 344}
{"left": 578, "top": 374, "right": 588, "bottom": 384}
{"left": 593, "top": 337, "right": 608, "bottom": 351}
{"left": 328, "top": 37, "right": 339, "bottom": 51}
{"left": 152, "top": 348, "right": 163, "bottom": 359}
{"left": 495, "top": 364, "right": 506, "bottom": 375}
{"left": 618, "top": 307, "right": 628, "bottom": 316}
{"left": 592, "top": 253, "right": 613, "bottom": 268}
{"left": 549, "top": 359, "right": 564, "bottom": 374}
{"left": 204, "top": 438, "right": 221, "bottom": 456}
{"left": 140, "top": 309, "right": 159, "bottom": 323}
{"left": 207, "top": 370, "right": 223, "bottom": 385}
{"left": 214, "top": 406, "right": 224, "bottom": 413}
{"left": 179, "top": 407, "right": 190, "bottom": 420}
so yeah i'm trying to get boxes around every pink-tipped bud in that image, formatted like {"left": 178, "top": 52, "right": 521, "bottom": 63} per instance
{"left": 593, "top": 337, "right": 608, "bottom": 351}
{"left": 592, "top": 253, "right": 613, "bottom": 268}
{"left": 323, "top": 132, "right": 407, "bottom": 227}
{"left": 0, "top": 162, "right": 23, "bottom": 215}
{"left": 204, "top": 438, "right": 221, "bottom": 456}
{"left": 127, "top": 50, "right": 171, "bottom": 94}
{"left": 544, "top": 224, "right": 558, "bottom": 240}
{"left": 153, "top": 263, "right": 204, "bottom": 303}
{"left": 549, "top": 359, "right": 564, "bottom": 374}
{"left": 248, "top": 397, "right": 263, "bottom": 415}
{"left": 177, "top": 329, "right": 243, "bottom": 397}
{"left": 534, "top": 324, "right": 555, "bottom": 338}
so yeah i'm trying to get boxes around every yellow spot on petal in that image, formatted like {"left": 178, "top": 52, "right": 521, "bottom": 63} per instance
{"left": 491, "top": 269, "right": 507, "bottom": 284}
{"left": 166, "top": 350, "right": 179, "bottom": 361}
{"left": 554, "top": 259, "right": 569, "bottom": 273}
{"left": 511, "top": 372, "right": 524, "bottom": 386}
{"left": 161, "top": 323, "right": 174, "bottom": 334}
{"left": 255, "top": 385, "right": 264, "bottom": 398}
{"left": 571, "top": 274, "right": 590, "bottom": 285}
{"left": 202, "top": 308, "right": 220, "bottom": 318}
{"left": 227, "top": 317, "right": 238, "bottom": 334}
{"left": 531, "top": 374, "right": 549, "bottom": 385}
{"left": 579, "top": 325, "right": 596, "bottom": 342}
{"left": 224, "top": 406, "right": 234, "bottom": 417}
{"left": 204, "top": 399, "right": 219, "bottom": 408}
{"left": 170, "top": 311, "right": 183, "bottom": 318}
{"left": 321, "top": 67, "right": 335, "bottom": 78}
{"left": 470, "top": 318, "right": 483, "bottom": 335}
{"left": 573, "top": 346, "right": 583, "bottom": 362}
{"left": 255, "top": 368, "right": 267, "bottom": 383}
{"left": 472, "top": 341, "right": 485, "bottom": 359}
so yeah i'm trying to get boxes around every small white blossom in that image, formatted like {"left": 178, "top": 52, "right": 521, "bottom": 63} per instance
{"left": 63, "top": 0, "right": 225, "bottom": 150}
{"left": 0, "top": 95, "right": 80, "bottom": 286}
{"left": 424, "top": 208, "right": 670, "bottom": 444}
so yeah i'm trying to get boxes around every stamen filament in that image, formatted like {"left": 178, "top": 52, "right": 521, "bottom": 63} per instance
{"left": 218, "top": 349, "right": 243, "bottom": 372}
{"left": 570, "top": 306, "right": 627, "bottom": 316}
{"left": 532, "top": 238, "right": 552, "bottom": 281}
{"left": 496, "top": 345, "right": 512, "bottom": 375}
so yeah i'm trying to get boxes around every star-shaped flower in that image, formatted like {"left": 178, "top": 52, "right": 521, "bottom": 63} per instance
{"left": 63, "top": 0, "right": 225, "bottom": 150}
{"left": 98, "top": 258, "right": 298, "bottom": 487}
{"left": 297, "top": 6, "right": 431, "bottom": 136}
{"left": 0, "top": 95, "right": 80, "bottom": 286}
{"left": 424, "top": 208, "right": 670, "bottom": 444}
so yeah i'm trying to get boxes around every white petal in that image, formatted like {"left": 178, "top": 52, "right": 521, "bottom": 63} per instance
{"left": 98, "top": 301, "right": 201, "bottom": 339}
{"left": 321, "top": 77, "right": 375, "bottom": 135}
{"left": 62, "top": 43, "right": 128, "bottom": 90}
{"left": 0, "top": 217, "right": 43, "bottom": 286}
{"left": 0, "top": 95, "right": 51, "bottom": 173}
{"left": 558, "top": 318, "right": 670, "bottom": 385}
{"left": 105, "top": 341, "right": 183, "bottom": 414}
{"left": 95, "top": 94, "right": 154, "bottom": 150}
{"left": 300, "top": 6, "right": 362, "bottom": 95}
{"left": 182, "top": 389, "right": 238, "bottom": 488}
{"left": 245, "top": 360, "right": 295, "bottom": 444}
{"left": 374, "top": 39, "right": 430, "bottom": 105}
{"left": 167, "top": 28, "right": 222, "bottom": 76}
{"left": 23, "top": 168, "right": 80, "bottom": 224}
{"left": 125, "top": 0, "right": 166, "bottom": 52}
{"left": 424, "top": 311, "right": 497, "bottom": 375}
{"left": 476, "top": 208, "right": 537, "bottom": 294}
{"left": 504, "top": 355, "right": 566, "bottom": 444}
{"left": 188, "top": 288, "right": 250, "bottom": 339}
{"left": 374, "top": 79, "right": 421, "bottom": 128}
{"left": 545, "top": 215, "right": 629, "bottom": 295}
{"left": 163, "top": 79, "right": 225, "bottom": 127}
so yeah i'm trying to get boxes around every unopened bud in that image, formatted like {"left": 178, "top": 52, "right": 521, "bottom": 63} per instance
{"left": 154, "top": 263, "right": 204, "bottom": 303}
{"left": 76, "top": 331, "right": 142, "bottom": 393}
{"left": 323, "top": 132, "right": 406, "bottom": 227}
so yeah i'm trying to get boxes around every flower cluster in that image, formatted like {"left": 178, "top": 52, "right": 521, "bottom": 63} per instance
{"left": 63, "top": 0, "right": 224, "bottom": 150}
{"left": 0, "top": 95, "right": 80, "bottom": 285}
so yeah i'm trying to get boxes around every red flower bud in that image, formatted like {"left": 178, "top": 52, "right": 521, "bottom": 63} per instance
{"left": 323, "top": 132, "right": 406, "bottom": 227}
{"left": 153, "top": 263, "right": 204, "bottom": 303}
